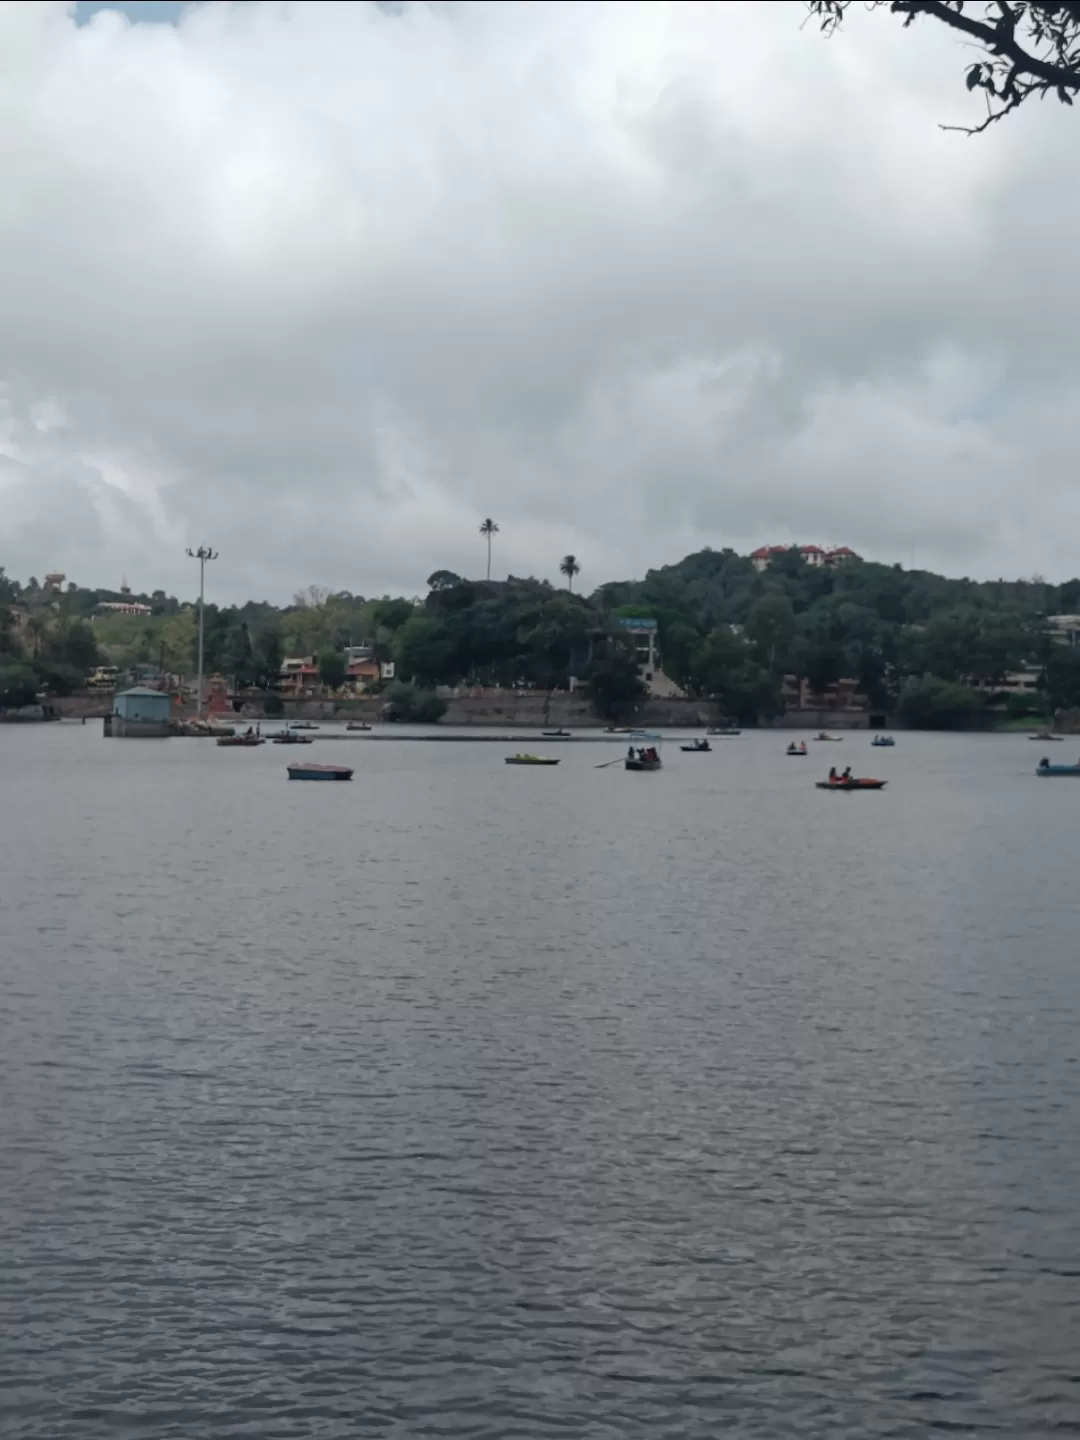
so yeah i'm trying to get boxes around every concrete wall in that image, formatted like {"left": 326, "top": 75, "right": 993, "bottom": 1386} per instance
{"left": 64, "top": 687, "right": 872, "bottom": 729}
{"left": 768, "top": 709, "right": 869, "bottom": 731}
{"left": 105, "top": 715, "right": 170, "bottom": 737}
{"left": 432, "top": 696, "right": 869, "bottom": 729}
{"left": 259, "top": 693, "right": 865, "bottom": 729}
{"left": 53, "top": 693, "right": 113, "bottom": 717}
{"left": 0, "top": 706, "right": 60, "bottom": 723}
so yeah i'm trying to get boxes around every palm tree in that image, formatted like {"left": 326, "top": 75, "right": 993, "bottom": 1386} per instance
{"left": 24, "top": 614, "right": 47, "bottom": 657}
{"left": 560, "top": 554, "right": 581, "bottom": 592}
{"left": 479, "top": 518, "right": 499, "bottom": 581}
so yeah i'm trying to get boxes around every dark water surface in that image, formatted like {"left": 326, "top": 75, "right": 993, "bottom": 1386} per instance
{"left": 3, "top": 724, "right": 1080, "bottom": 1438}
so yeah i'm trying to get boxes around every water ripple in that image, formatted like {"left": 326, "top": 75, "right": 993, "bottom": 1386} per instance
{"left": 2, "top": 726, "right": 1079, "bottom": 1437}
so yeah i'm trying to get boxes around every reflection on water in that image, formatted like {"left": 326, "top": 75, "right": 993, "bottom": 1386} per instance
{"left": 2, "top": 725, "right": 1079, "bottom": 1437}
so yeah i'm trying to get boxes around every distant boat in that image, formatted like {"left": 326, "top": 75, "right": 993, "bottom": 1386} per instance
{"left": 814, "top": 733, "right": 843, "bottom": 742}
{"left": 1030, "top": 732, "right": 1063, "bottom": 741}
{"left": 505, "top": 754, "right": 560, "bottom": 766}
{"left": 287, "top": 762, "right": 353, "bottom": 781}
{"left": 541, "top": 729, "right": 571, "bottom": 738}
{"left": 346, "top": 721, "right": 372, "bottom": 731}
{"left": 217, "top": 734, "right": 265, "bottom": 747}
{"left": 290, "top": 722, "right": 320, "bottom": 731}
{"left": 786, "top": 743, "right": 808, "bottom": 756}
{"left": 680, "top": 740, "right": 711, "bottom": 752}
{"left": 626, "top": 749, "right": 662, "bottom": 771}
{"left": 707, "top": 727, "right": 741, "bottom": 736}
{"left": 606, "top": 725, "right": 635, "bottom": 734}
{"left": 871, "top": 736, "right": 896, "bottom": 747}
{"left": 271, "top": 732, "right": 313, "bottom": 745}
{"left": 816, "top": 777, "right": 886, "bottom": 791}
{"left": 1036, "top": 761, "right": 1080, "bottom": 776}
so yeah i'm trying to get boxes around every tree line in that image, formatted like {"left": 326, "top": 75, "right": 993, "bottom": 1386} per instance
{"left": 599, "top": 547, "right": 1080, "bottom": 725}
{"left": 6, "top": 549, "right": 1080, "bottom": 725}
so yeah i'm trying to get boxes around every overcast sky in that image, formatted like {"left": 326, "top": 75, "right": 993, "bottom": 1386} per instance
{"left": 1, "top": 1, "right": 1077, "bottom": 604}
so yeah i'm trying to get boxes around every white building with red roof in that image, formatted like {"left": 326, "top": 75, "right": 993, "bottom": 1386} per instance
{"left": 749, "top": 544, "right": 861, "bottom": 572}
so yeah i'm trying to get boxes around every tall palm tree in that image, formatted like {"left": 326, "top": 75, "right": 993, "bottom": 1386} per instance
{"left": 479, "top": 518, "right": 499, "bottom": 581}
{"left": 560, "top": 554, "right": 581, "bottom": 592}
{"left": 24, "top": 614, "right": 47, "bottom": 657}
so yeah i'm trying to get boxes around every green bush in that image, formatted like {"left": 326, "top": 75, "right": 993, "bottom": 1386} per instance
{"left": 0, "top": 663, "right": 41, "bottom": 709}
{"left": 1005, "top": 692, "right": 1042, "bottom": 720}
{"left": 411, "top": 693, "right": 448, "bottom": 724}
{"left": 897, "top": 675, "right": 986, "bottom": 729}
{"left": 586, "top": 652, "right": 645, "bottom": 721}
{"left": 383, "top": 683, "right": 447, "bottom": 724}
{"left": 33, "top": 661, "right": 84, "bottom": 696}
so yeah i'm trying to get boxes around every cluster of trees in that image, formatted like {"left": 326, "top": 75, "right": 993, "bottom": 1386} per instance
{"left": 384, "top": 572, "right": 643, "bottom": 718}
{"left": 595, "top": 547, "right": 1079, "bottom": 726}
{"left": 152, "top": 589, "right": 410, "bottom": 689}
{"left": 0, "top": 569, "right": 104, "bottom": 708}
{"left": 200, "top": 592, "right": 419, "bottom": 692}
{"left": 397, "top": 576, "right": 595, "bottom": 687}
{"left": 375, "top": 553, "right": 1080, "bottom": 727}
{"left": 34, "top": 581, "right": 418, "bottom": 692}
{"left": 8, "top": 545, "right": 1080, "bottom": 726}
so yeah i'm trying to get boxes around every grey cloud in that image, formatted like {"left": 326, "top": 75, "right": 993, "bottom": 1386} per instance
{"left": 1, "top": 0, "right": 1078, "bottom": 603}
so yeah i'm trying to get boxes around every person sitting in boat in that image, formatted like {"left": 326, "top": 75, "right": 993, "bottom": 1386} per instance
{"left": 829, "top": 766, "right": 838, "bottom": 782}
{"left": 628, "top": 745, "right": 635, "bottom": 759}
{"left": 841, "top": 765, "right": 851, "bottom": 781}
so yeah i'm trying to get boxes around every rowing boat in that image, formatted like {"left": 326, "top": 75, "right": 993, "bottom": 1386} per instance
{"left": 288, "top": 762, "right": 353, "bottom": 781}
{"left": 815, "top": 778, "right": 886, "bottom": 791}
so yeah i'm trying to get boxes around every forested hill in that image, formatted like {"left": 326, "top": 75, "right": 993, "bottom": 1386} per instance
{"left": 595, "top": 546, "right": 1080, "bottom": 718}
{"left": 601, "top": 547, "right": 1076, "bottom": 630}
{"left": 5, "top": 548, "right": 1080, "bottom": 724}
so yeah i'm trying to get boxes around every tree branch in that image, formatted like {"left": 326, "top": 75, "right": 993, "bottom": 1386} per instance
{"left": 939, "top": 87, "right": 1027, "bottom": 130}
{"left": 807, "top": 0, "right": 1080, "bottom": 132}
{"left": 898, "top": 0, "right": 1080, "bottom": 91}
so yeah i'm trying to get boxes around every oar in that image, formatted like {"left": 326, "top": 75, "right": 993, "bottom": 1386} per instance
{"left": 595, "top": 756, "right": 625, "bottom": 768}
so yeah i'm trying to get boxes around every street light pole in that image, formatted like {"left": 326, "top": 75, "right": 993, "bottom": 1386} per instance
{"left": 186, "top": 546, "right": 218, "bottom": 719}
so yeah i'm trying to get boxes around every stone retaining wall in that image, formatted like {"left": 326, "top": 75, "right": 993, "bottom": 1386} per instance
{"left": 56, "top": 689, "right": 871, "bottom": 730}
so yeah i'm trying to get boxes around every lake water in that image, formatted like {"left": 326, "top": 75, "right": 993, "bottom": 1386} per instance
{"left": 3, "top": 723, "right": 1080, "bottom": 1438}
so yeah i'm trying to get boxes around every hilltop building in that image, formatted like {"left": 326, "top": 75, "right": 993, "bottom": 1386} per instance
{"left": 96, "top": 601, "right": 152, "bottom": 616}
{"left": 749, "top": 544, "right": 860, "bottom": 572}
